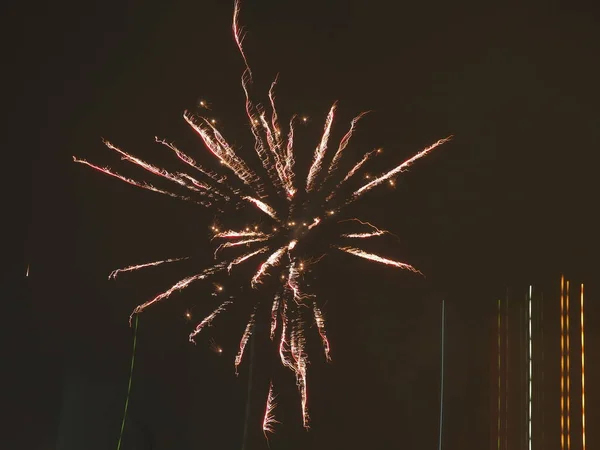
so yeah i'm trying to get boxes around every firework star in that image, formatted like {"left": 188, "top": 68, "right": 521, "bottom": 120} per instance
{"left": 74, "top": 0, "right": 451, "bottom": 433}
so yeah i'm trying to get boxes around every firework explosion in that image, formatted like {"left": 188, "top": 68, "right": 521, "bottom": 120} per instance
{"left": 74, "top": 0, "right": 450, "bottom": 433}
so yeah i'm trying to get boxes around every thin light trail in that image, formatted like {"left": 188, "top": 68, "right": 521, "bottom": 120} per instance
{"left": 527, "top": 286, "right": 532, "bottom": 450}
{"left": 438, "top": 300, "right": 445, "bottom": 450}
{"left": 116, "top": 315, "right": 139, "bottom": 450}
{"left": 567, "top": 280, "right": 571, "bottom": 450}
{"left": 561, "top": 275, "right": 565, "bottom": 450}
{"left": 581, "top": 283, "right": 586, "bottom": 450}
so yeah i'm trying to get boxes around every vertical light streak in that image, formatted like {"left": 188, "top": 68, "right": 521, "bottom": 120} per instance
{"left": 438, "top": 300, "right": 445, "bottom": 450}
{"left": 504, "top": 292, "right": 509, "bottom": 450}
{"left": 580, "top": 283, "right": 586, "bottom": 450}
{"left": 566, "top": 280, "right": 571, "bottom": 450}
{"left": 561, "top": 275, "right": 565, "bottom": 450}
{"left": 497, "top": 298, "right": 501, "bottom": 450}
{"left": 527, "top": 286, "right": 532, "bottom": 450}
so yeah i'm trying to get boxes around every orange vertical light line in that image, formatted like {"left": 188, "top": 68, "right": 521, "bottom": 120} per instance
{"left": 581, "top": 283, "right": 586, "bottom": 450}
{"left": 567, "top": 280, "right": 571, "bottom": 450}
{"left": 560, "top": 275, "right": 565, "bottom": 450}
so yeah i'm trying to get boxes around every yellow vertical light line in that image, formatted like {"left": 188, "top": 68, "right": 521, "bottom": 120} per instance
{"left": 581, "top": 283, "right": 586, "bottom": 450}
{"left": 560, "top": 275, "right": 565, "bottom": 450}
{"left": 497, "top": 299, "right": 501, "bottom": 450}
{"left": 567, "top": 280, "right": 571, "bottom": 450}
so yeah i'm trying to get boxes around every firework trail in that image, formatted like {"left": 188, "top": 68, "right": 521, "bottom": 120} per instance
{"left": 108, "top": 257, "right": 189, "bottom": 279}
{"left": 74, "top": 0, "right": 450, "bottom": 432}
{"left": 263, "top": 382, "right": 279, "bottom": 437}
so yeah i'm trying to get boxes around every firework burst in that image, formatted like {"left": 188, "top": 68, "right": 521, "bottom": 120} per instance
{"left": 74, "top": 0, "right": 450, "bottom": 432}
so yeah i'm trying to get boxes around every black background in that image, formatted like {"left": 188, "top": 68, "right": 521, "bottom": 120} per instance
{"left": 5, "top": 0, "right": 599, "bottom": 448}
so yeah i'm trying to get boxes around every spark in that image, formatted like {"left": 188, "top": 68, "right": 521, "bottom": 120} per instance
{"left": 313, "top": 301, "right": 331, "bottom": 362}
{"left": 270, "top": 293, "right": 281, "bottom": 340}
{"left": 335, "top": 246, "right": 422, "bottom": 273}
{"left": 130, "top": 262, "right": 225, "bottom": 324}
{"left": 243, "top": 196, "right": 280, "bottom": 221}
{"left": 73, "top": 157, "right": 195, "bottom": 203}
{"left": 353, "top": 137, "right": 452, "bottom": 199}
{"left": 263, "top": 382, "right": 279, "bottom": 437}
{"left": 189, "top": 300, "right": 233, "bottom": 343}
{"left": 214, "top": 236, "right": 270, "bottom": 259}
{"left": 235, "top": 307, "right": 257, "bottom": 374}
{"left": 251, "top": 246, "right": 287, "bottom": 287}
{"left": 326, "top": 147, "right": 381, "bottom": 202}
{"left": 326, "top": 111, "right": 370, "bottom": 180}
{"left": 339, "top": 218, "right": 389, "bottom": 238}
{"left": 227, "top": 246, "right": 270, "bottom": 273}
{"left": 213, "top": 229, "right": 266, "bottom": 239}
{"left": 306, "top": 102, "right": 337, "bottom": 192}
{"left": 209, "top": 337, "right": 223, "bottom": 354}
{"left": 108, "top": 257, "right": 189, "bottom": 279}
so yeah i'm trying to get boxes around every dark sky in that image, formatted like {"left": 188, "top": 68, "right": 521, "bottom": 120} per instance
{"left": 5, "top": 0, "right": 600, "bottom": 449}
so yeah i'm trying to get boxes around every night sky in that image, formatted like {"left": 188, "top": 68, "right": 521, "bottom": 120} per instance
{"left": 6, "top": 0, "right": 600, "bottom": 449}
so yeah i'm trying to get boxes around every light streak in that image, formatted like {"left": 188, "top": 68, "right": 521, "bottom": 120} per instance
{"left": 306, "top": 102, "right": 337, "bottom": 192}
{"left": 242, "top": 196, "right": 280, "bottom": 221}
{"left": 227, "top": 246, "right": 269, "bottom": 273}
{"left": 352, "top": 137, "right": 452, "bottom": 198}
{"left": 566, "top": 279, "right": 571, "bottom": 450}
{"left": 73, "top": 157, "right": 195, "bottom": 203}
{"left": 326, "top": 111, "right": 371, "bottom": 181}
{"left": 439, "top": 300, "right": 445, "bottom": 450}
{"left": 251, "top": 246, "right": 287, "bottom": 287}
{"left": 213, "top": 229, "right": 267, "bottom": 239}
{"left": 130, "top": 262, "right": 225, "bottom": 324}
{"left": 103, "top": 139, "right": 205, "bottom": 194}
{"left": 214, "top": 237, "right": 270, "bottom": 259}
{"left": 313, "top": 301, "right": 331, "bottom": 362}
{"left": 235, "top": 307, "right": 257, "bottom": 374}
{"left": 561, "top": 275, "right": 565, "bottom": 450}
{"left": 108, "top": 257, "right": 189, "bottom": 279}
{"left": 527, "top": 285, "right": 532, "bottom": 450}
{"left": 189, "top": 300, "right": 233, "bottom": 343}
{"left": 497, "top": 298, "right": 501, "bottom": 450}
{"left": 581, "top": 283, "right": 586, "bottom": 450}
{"left": 262, "top": 381, "right": 279, "bottom": 437}
{"left": 326, "top": 148, "right": 381, "bottom": 202}
{"left": 270, "top": 294, "right": 280, "bottom": 340}
{"left": 334, "top": 246, "right": 422, "bottom": 273}
{"left": 155, "top": 137, "right": 228, "bottom": 185}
